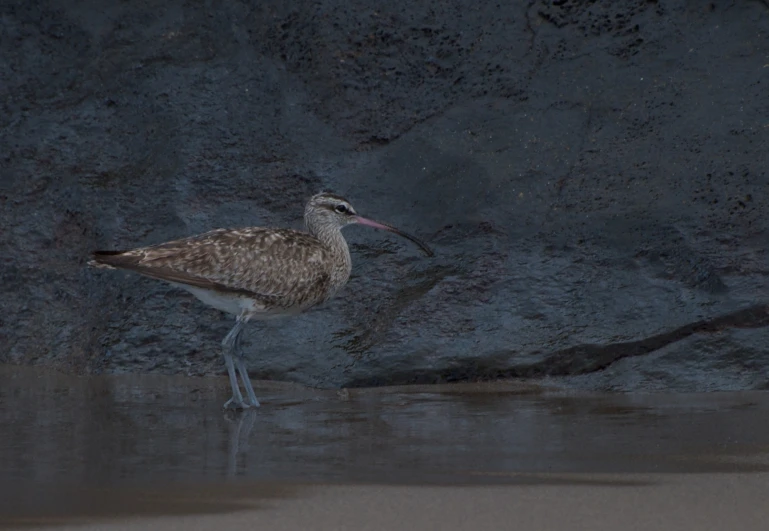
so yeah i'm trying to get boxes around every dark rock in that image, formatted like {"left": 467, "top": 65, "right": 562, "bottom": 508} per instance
{"left": 1, "top": 0, "right": 768, "bottom": 392}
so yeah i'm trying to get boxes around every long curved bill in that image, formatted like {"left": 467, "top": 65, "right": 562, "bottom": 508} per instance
{"left": 354, "top": 216, "right": 434, "bottom": 257}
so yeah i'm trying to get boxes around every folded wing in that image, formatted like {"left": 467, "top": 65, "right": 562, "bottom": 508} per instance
{"left": 91, "top": 228, "right": 333, "bottom": 309}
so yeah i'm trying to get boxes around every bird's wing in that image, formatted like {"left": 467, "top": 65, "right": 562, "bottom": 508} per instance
{"left": 91, "top": 228, "right": 334, "bottom": 306}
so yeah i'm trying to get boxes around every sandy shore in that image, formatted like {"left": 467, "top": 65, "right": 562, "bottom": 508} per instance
{"left": 4, "top": 472, "right": 769, "bottom": 531}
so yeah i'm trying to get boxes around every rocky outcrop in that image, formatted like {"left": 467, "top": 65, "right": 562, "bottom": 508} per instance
{"left": 2, "top": 0, "right": 768, "bottom": 391}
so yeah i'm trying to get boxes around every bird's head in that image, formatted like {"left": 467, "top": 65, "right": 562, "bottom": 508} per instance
{"left": 305, "top": 192, "right": 434, "bottom": 257}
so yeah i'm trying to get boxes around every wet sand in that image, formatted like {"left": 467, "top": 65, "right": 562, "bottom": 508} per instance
{"left": 1, "top": 366, "right": 769, "bottom": 529}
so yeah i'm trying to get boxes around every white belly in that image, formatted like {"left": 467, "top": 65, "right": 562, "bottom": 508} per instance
{"left": 184, "top": 286, "right": 248, "bottom": 315}
{"left": 171, "top": 283, "right": 301, "bottom": 319}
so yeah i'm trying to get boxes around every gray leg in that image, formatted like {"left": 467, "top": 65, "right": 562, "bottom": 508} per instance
{"left": 229, "top": 317, "right": 260, "bottom": 407}
{"left": 221, "top": 318, "right": 249, "bottom": 410}
{"left": 223, "top": 352, "right": 247, "bottom": 409}
{"left": 234, "top": 355, "right": 260, "bottom": 407}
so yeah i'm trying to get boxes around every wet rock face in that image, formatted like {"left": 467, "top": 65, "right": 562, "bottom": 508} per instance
{"left": 2, "top": 0, "right": 768, "bottom": 392}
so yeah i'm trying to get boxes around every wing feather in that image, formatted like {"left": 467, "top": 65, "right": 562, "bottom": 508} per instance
{"left": 91, "top": 228, "right": 333, "bottom": 309}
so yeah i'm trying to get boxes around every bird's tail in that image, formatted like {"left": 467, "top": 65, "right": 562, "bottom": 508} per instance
{"left": 88, "top": 250, "right": 128, "bottom": 269}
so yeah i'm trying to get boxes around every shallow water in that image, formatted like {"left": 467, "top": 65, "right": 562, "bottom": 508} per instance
{"left": 1, "top": 366, "right": 768, "bottom": 526}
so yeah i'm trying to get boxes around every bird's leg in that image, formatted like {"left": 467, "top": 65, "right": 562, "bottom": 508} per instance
{"left": 234, "top": 355, "right": 260, "bottom": 408}
{"left": 221, "top": 318, "right": 249, "bottom": 410}
{"left": 229, "top": 317, "right": 260, "bottom": 407}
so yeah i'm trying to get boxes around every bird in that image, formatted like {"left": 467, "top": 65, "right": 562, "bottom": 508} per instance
{"left": 89, "top": 192, "right": 434, "bottom": 410}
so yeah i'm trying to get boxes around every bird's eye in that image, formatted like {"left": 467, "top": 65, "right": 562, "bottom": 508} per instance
{"left": 335, "top": 204, "right": 349, "bottom": 214}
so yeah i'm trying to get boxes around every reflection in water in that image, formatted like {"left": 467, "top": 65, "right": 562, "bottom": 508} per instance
{"left": 226, "top": 410, "right": 258, "bottom": 478}
{"left": 1, "top": 366, "right": 769, "bottom": 491}
{"left": 2, "top": 367, "right": 769, "bottom": 526}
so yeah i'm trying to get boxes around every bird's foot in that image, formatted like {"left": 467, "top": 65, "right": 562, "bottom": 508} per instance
{"left": 246, "top": 396, "right": 261, "bottom": 408}
{"left": 223, "top": 396, "right": 252, "bottom": 410}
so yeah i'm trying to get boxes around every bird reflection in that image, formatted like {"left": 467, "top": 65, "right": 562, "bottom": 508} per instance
{"left": 224, "top": 409, "right": 258, "bottom": 477}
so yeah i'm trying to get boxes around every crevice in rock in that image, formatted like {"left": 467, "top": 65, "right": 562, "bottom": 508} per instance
{"left": 342, "top": 304, "right": 769, "bottom": 387}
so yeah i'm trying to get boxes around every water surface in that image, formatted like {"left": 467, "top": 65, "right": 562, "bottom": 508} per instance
{"left": 1, "top": 366, "right": 768, "bottom": 527}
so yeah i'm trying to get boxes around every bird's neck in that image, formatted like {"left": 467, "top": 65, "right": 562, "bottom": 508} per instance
{"left": 308, "top": 222, "right": 352, "bottom": 290}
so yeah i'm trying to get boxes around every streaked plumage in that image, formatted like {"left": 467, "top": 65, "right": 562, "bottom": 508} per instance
{"left": 93, "top": 228, "right": 340, "bottom": 315}
{"left": 90, "top": 192, "right": 433, "bottom": 409}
